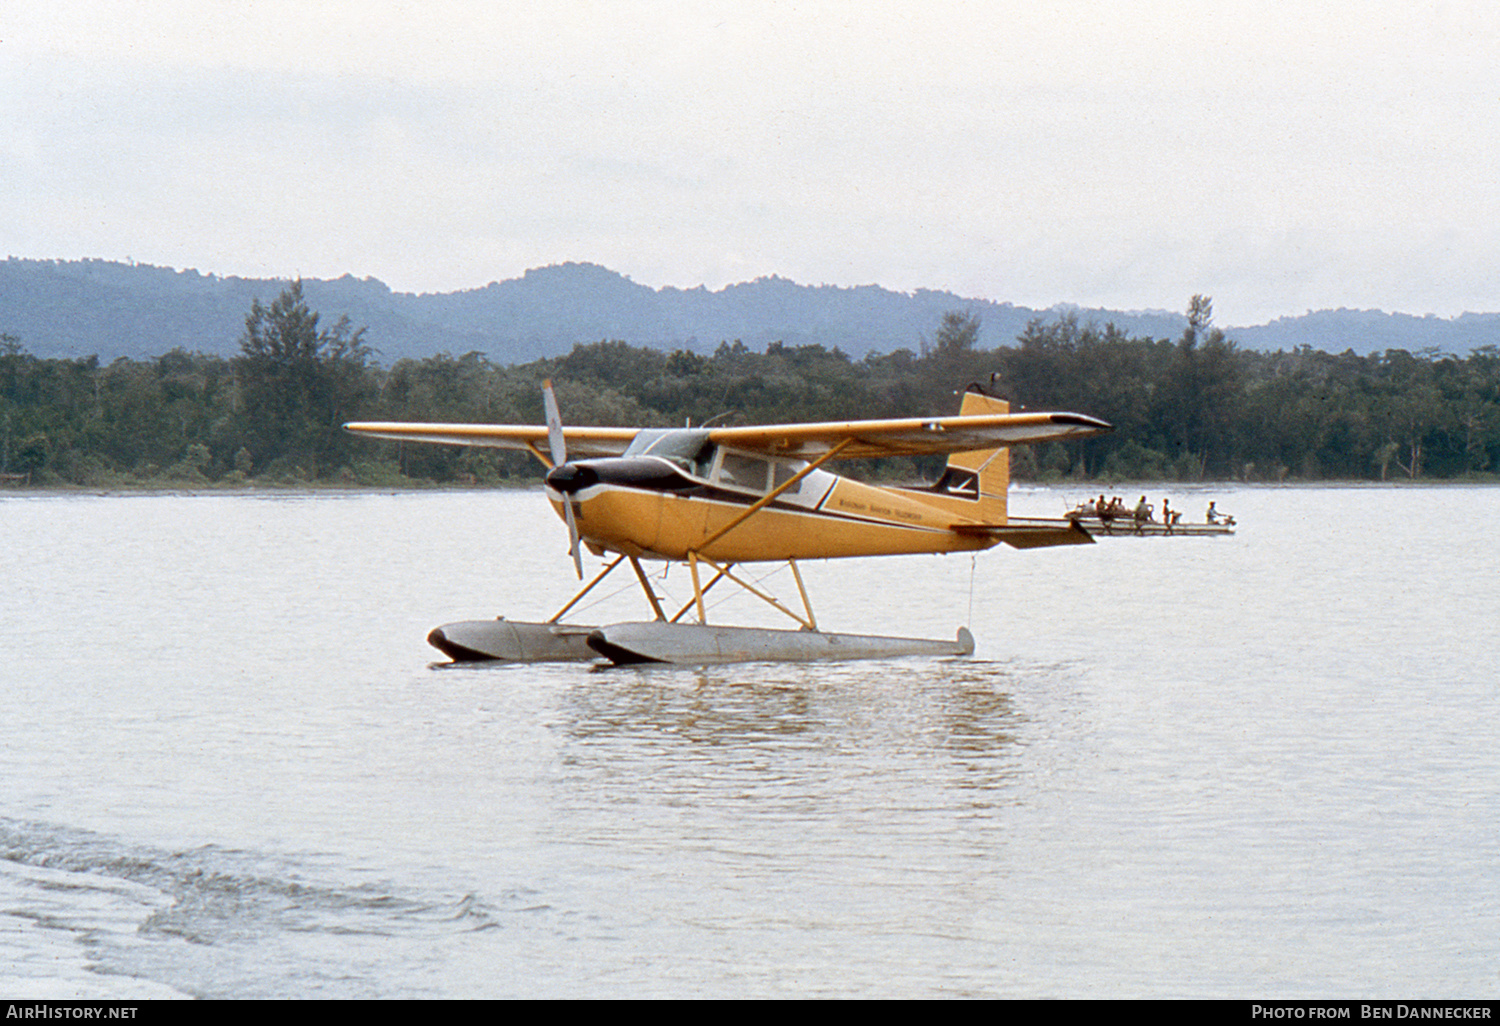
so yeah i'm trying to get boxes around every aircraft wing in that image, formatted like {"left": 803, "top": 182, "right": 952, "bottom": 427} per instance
{"left": 342, "top": 421, "right": 638, "bottom": 459}
{"left": 707, "top": 411, "right": 1112, "bottom": 460}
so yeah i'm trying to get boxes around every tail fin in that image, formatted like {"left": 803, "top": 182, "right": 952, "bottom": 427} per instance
{"left": 931, "top": 385, "right": 1010, "bottom": 522}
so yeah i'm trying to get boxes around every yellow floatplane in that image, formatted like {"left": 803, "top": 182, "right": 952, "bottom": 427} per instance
{"left": 345, "top": 383, "right": 1212, "bottom": 666}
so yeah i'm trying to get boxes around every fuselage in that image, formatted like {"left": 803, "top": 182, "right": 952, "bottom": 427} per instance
{"left": 544, "top": 428, "right": 1003, "bottom": 563}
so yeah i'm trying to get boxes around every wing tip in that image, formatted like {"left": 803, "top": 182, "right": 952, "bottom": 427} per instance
{"left": 1049, "top": 412, "right": 1114, "bottom": 432}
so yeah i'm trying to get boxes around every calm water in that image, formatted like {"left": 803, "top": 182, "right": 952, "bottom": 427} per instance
{"left": 1, "top": 485, "right": 1496, "bottom": 998}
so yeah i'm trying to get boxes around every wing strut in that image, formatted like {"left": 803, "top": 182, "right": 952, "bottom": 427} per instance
{"left": 694, "top": 437, "right": 854, "bottom": 555}
{"left": 677, "top": 439, "right": 854, "bottom": 629}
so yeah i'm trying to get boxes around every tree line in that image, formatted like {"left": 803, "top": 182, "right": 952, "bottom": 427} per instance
{"left": 3, "top": 283, "right": 1498, "bottom": 487}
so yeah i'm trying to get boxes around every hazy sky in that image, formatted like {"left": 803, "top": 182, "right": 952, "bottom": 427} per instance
{"left": 5, "top": 0, "right": 1498, "bottom": 325}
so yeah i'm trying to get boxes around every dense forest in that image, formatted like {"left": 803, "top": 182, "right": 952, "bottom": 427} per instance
{"left": 3, "top": 283, "right": 1498, "bottom": 488}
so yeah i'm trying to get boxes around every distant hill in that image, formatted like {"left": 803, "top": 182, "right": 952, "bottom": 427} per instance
{"left": 1229, "top": 307, "right": 1500, "bottom": 355}
{"left": 4, "top": 256, "right": 1498, "bottom": 363}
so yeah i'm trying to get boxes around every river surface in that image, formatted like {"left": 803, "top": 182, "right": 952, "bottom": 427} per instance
{"left": 1, "top": 485, "right": 1496, "bottom": 999}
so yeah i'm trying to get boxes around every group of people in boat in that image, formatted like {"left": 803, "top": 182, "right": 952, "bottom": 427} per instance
{"left": 1068, "top": 494, "right": 1235, "bottom": 532}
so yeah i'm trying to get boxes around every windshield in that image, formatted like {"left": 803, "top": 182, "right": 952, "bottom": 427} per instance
{"left": 622, "top": 429, "right": 712, "bottom": 474}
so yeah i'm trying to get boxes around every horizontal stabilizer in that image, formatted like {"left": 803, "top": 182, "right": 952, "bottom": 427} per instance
{"left": 951, "top": 518, "right": 1096, "bottom": 548}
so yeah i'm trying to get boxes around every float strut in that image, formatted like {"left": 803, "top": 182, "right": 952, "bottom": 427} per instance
{"left": 673, "top": 560, "right": 730, "bottom": 624}
{"left": 548, "top": 554, "right": 626, "bottom": 623}
{"left": 687, "top": 554, "right": 815, "bottom": 631}
{"left": 788, "top": 559, "right": 817, "bottom": 631}
{"left": 629, "top": 556, "right": 668, "bottom": 621}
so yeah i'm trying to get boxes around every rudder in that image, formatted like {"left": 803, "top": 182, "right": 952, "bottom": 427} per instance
{"left": 933, "top": 385, "right": 1010, "bottom": 522}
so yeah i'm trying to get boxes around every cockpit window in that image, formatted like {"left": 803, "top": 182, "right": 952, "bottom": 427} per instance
{"left": 717, "top": 451, "right": 769, "bottom": 491}
{"left": 771, "top": 460, "right": 801, "bottom": 491}
{"left": 710, "top": 448, "right": 811, "bottom": 495}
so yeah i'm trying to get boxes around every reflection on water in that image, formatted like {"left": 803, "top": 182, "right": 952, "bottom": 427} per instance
{"left": 553, "top": 659, "right": 1028, "bottom": 817}
{"left": 2, "top": 486, "right": 1497, "bottom": 997}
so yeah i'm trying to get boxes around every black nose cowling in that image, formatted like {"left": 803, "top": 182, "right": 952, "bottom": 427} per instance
{"left": 546, "top": 457, "right": 701, "bottom": 496}
{"left": 545, "top": 462, "right": 599, "bottom": 496}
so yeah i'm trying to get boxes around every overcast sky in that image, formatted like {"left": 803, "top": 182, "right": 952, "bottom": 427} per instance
{"left": 4, "top": 0, "right": 1499, "bottom": 325}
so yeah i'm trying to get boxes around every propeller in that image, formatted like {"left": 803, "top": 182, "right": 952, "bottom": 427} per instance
{"left": 542, "top": 379, "right": 584, "bottom": 579}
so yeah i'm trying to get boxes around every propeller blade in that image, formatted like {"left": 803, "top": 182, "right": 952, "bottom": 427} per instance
{"left": 564, "top": 500, "right": 583, "bottom": 579}
{"left": 542, "top": 380, "right": 583, "bottom": 578}
{"left": 542, "top": 378, "right": 566, "bottom": 468}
